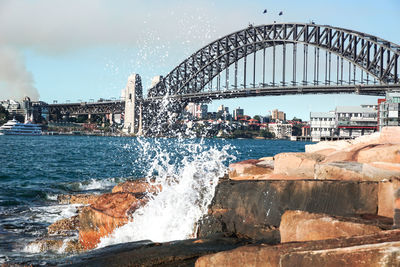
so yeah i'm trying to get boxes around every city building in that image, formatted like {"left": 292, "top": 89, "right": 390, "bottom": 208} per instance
{"left": 271, "top": 109, "right": 286, "bottom": 122}
{"left": 268, "top": 122, "right": 292, "bottom": 139}
{"left": 310, "top": 112, "right": 336, "bottom": 138}
{"left": 378, "top": 91, "right": 400, "bottom": 130}
{"left": 217, "top": 105, "right": 231, "bottom": 120}
{"left": 233, "top": 107, "right": 244, "bottom": 120}
{"left": 335, "top": 106, "right": 377, "bottom": 137}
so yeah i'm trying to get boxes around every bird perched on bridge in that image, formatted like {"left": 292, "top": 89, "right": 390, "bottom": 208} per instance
{"left": 279, "top": 11, "right": 283, "bottom": 16}
{"left": 263, "top": 9, "right": 267, "bottom": 14}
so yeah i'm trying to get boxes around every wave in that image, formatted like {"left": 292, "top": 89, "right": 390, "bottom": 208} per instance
{"left": 97, "top": 138, "right": 234, "bottom": 248}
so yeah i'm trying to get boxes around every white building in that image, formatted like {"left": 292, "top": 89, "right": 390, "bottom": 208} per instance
{"left": 268, "top": 122, "right": 292, "bottom": 139}
{"left": 335, "top": 106, "right": 377, "bottom": 137}
{"left": 310, "top": 112, "right": 336, "bottom": 138}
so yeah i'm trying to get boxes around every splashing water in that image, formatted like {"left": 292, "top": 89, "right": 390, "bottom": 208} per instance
{"left": 97, "top": 137, "right": 234, "bottom": 248}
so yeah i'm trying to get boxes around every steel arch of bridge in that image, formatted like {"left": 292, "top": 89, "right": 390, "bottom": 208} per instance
{"left": 148, "top": 23, "right": 400, "bottom": 99}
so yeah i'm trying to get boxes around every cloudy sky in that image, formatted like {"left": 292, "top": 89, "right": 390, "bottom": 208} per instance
{"left": 0, "top": 0, "right": 399, "bottom": 119}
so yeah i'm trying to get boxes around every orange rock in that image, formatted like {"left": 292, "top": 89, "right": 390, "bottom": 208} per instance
{"left": 378, "top": 180, "right": 400, "bottom": 218}
{"left": 273, "top": 153, "right": 325, "bottom": 179}
{"left": 315, "top": 161, "right": 400, "bottom": 181}
{"left": 78, "top": 192, "right": 148, "bottom": 249}
{"left": 357, "top": 144, "right": 400, "bottom": 163}
{"left": 57, "top": 194, "right": 101, "bottom": 205}
{"left": 229, "top": 159, "right": 273, "bottom": 180}
{"left": 379, "top": 126, "right": 400, "bottom": 144}
{"left": 279, "top": 210, "right": 383, "bottom": 243}
{"left": 281, "top": 241, "right": 400, "bottom": 267}
{"left": 112, "top": 178, "right": 161, "bottom": 194}
{"left": 196, "top": 230, "right": 400, "bottom": 267}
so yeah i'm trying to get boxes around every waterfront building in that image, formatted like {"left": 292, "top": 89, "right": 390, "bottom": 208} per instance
{"left": 335, "top": 106, "right": 377, "bottom": 137}
{"left": 233, "top": 107, "right": 244, "bottom": 120}
{"left": 271, "top": 109, "right": 286, "bottom": 122}
{"left": 268, "top": 122, "right": 292, "bottom": 139}
{"left": 310, "top": 112, "right": 336, "bottom": 138}
{"left": 378, "top": 91, "right": 400, "bottom": 130}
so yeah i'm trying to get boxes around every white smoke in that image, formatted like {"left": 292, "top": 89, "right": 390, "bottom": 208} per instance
{"left": 0, "top": 46, "right": 39, "bottom": 101}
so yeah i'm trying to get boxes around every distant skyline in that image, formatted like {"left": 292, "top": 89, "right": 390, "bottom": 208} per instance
{"left": 0, "top": 0, "right": 399, "bottom": 120}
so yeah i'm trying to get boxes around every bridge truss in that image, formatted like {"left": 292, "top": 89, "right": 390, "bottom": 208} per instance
{"left": 148, "top": 23, "right": 400, "bottom": 100}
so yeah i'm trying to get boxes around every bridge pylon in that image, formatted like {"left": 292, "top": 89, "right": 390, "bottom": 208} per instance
{"left": 123, "top": 74, "right": 143, "bottom": 135}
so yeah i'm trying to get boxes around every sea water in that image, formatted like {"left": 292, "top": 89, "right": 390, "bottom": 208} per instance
{"left": 0, "top": 135, "right": 312, "bottom": 262}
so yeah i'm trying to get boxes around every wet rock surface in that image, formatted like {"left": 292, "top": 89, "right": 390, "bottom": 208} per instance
{"left": 57, "top": 194, "right": 101, "bottom": 205}
{"left": 59, "top": 236, "right": 250, "bottom": 267}
{"left": 48, "top": 215, "right": 79, "bottom": 236}
{"left": 197, "top": 180, "right": 378, "bottom": 241}
{"left": 111, "top": 178, "right": 162, "bottom": 194}
{"left": 79, "top": 192, "right": 149, "bottom": 249}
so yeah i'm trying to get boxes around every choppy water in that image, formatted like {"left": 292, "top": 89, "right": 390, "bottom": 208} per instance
{"left": 0, "top": 135, "right": 312, "bottom": 263}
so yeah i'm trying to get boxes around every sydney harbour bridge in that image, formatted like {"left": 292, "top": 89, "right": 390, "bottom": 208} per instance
{"left": 47, "top": 23, "right": 400, "bottom": 135}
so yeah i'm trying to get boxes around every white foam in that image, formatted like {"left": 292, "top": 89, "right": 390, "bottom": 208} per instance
{"left": 22, "top": 242, "right": 42, "bottom": 254}
{"left": 97, "top": 139, "right": 233, "bottom": 248}
{"left": 46, "top": 194, "right": 58, "bottom": 201}
{"left": 29, "top": 204, "right": 82, "bottom": 224}
{"left": 78, "top": 178, "right": 117, "bottom": 191}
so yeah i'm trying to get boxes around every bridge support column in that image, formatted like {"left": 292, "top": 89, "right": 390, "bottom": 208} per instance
{"left": 123, "top": 74, "right": 143, "bottom": 135}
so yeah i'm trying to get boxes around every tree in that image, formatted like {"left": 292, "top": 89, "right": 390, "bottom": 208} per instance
{"left": 292, "top": 117, "right": 302, "bottom": 122}
{"left": 259, "top": 129, "right": 275, "bottom": 139}
{"left": 292, "top": 124, "right": 302, "bottom": 136}
{"left": 253, "top": 115, "right": 261, "bottom": 122}
{"left": 0, "top": 106, "right": 9, "bottom": 125}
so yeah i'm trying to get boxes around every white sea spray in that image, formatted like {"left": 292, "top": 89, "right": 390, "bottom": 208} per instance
{"left": 97, "top": 137, "right": 234, "bottom": 248}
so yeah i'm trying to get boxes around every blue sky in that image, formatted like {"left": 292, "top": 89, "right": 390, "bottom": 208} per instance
{"left": 0, "top": 0, "right": 399, "bottom": 120}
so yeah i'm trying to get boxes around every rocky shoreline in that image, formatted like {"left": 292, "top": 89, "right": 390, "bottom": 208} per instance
{"left": 4, "top": 127, "right": 400, "bottom": 266}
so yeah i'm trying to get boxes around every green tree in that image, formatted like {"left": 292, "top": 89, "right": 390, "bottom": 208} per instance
{"left": 0, "top": 106, "right": 9, "bottom": 125}
{"left": 292, "top": 124, "right": 302, "bottom": 136}
{"left": 259, "top": 129, "right": 275, "bottom": 139}
{"left": 292, "top": 117, "right": 302, "bottom": 122}
{"left": 253, "top": 115, "right": 261, "bottom": 122}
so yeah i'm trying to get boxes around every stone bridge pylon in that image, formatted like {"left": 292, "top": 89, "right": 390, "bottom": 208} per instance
{"left": 122, "top": 74, "right": 143, "bottom": 135}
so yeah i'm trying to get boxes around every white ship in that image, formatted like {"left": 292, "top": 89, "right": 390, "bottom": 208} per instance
{"left": 0, "top": 118, "right": 42, "bottom": 136}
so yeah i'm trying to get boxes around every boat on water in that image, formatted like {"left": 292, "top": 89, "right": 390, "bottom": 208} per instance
{"left": 0, "top": 118, "right": 42, "bottom": 136}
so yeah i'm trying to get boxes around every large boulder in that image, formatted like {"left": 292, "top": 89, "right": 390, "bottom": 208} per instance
{"left": 197, "top": 180, "right": 378, "bottom": 241}
{"left": 228, "top": 159, "right": 273, "bottom": 180}
{"left": 279, "top": 210, "right": 387, "bottom": 243}
{"left": 273, "top": 153, "right": 325, "bottom": 179}
{"left": 195, "top": 229, "right": 400, "bottom": 267}
{"left": 112, "top": 178, "right": 162, "bottom": 194}
{"left": 78, "top": 192, "right": 148, "bottom": 249}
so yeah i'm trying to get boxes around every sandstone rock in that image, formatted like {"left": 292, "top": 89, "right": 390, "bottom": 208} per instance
{"left": 229, "top": 159, "right": 273, "bottom": 180}
{"left": 279, "top": 210, "right": 384, "bottom": 243}
{"left": 273, "top": 153, "right": 325, "bottom": 179}
{"left": 111, "top": 178, "right": 162, "bottom": 194}
{"left": 379, "top": 126, "right": 400, "bottom": 144}
{"left": 48, "top": 216, "right": 79, "bottom": 236}
{"left": 26, "top": 238, "right": 84, "bottom": 254}
{"left": 305, "top": 140, "right": 352, "bottom": 154}
{"left": 78, "top": 192, "right": 148, "bottom": 249}
{"left": 197, "top": 180, "right": 378, "bottom": 240}
{"left": 195, "top": 229, "right": 400, "bottom": 267}
{"left": 315, "top": 161, "right": 400, "bottom": 181}
{"left": 378, "top": 179, "right": 400, "bottom": 218}
{"left": 57, "top": 194, "right": 101, "bottom": 205}
{"left": 357, "top": 144, "right": 400, "bottom": 163}
{"left": 281, "top": 241, "right": 400, "bottom": 267}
